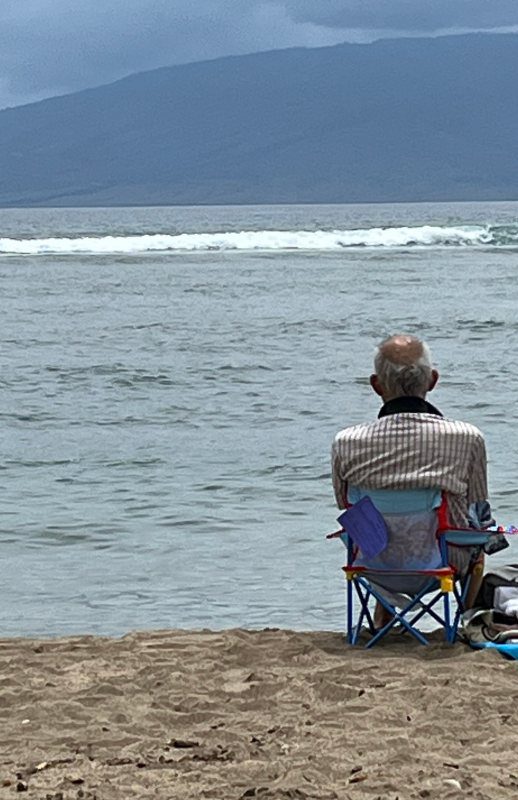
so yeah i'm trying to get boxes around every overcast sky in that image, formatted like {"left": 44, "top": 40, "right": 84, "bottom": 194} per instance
{"left": 1, "top": 0, "right": 518, "bottom": 109}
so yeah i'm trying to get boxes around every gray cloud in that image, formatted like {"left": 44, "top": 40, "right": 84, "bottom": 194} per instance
{"left": 285, "top": 0, "right": 518, "bottom": 31}
{"left": 1, "top": 0, "right": 517, "bottom": 109}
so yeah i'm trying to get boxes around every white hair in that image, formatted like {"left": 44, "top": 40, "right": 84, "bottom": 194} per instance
{"left": 374, "top": 337, "right": 433, "bottom": 398}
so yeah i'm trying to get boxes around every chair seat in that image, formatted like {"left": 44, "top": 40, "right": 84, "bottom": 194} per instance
{"left": 344, "top": 565, "right": 454, "bottom": 577}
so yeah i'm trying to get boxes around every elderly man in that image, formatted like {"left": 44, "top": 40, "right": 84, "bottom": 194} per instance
{"left": 332, "top": 333, "right": 489, "bottom": 625}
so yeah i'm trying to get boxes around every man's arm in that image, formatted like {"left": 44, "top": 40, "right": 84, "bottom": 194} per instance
{"left": 467, "top": 432, "right": 508, "bottom": 555}
{"left": 331, "top": 437, "right": 348, "bottom": 509}
{"left": 467, "top": 431, "right": 488, "bottom": 506}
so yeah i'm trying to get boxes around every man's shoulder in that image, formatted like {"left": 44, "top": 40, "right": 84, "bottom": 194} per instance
{"left": 333, "top": 413, "right": 485, "bottom": 445}
{"left": 437, "top": 415, "right": 485, "bottom": 441}
{"left": 333, "top": 418, "right": 388, "bottom": 446}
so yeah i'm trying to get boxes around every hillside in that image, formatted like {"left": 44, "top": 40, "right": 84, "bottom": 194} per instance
{"left": 0, "top": 34, "right": 517, "bottom": 206}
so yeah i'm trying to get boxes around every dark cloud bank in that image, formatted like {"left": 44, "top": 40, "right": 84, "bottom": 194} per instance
{"left": 1, "top": 0, "right": 518, "bottom": 108}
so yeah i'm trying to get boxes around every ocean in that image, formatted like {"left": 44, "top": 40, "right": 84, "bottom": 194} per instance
{"left": 2, "top": 201, "right": 518, "bottom": 637}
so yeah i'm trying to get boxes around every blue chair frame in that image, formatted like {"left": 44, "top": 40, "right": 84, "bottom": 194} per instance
{"left": 330, "top": 488, "right": 493, "bottom": 648}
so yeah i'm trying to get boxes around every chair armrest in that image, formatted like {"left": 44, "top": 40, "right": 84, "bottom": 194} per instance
{"left": 326, "top": 530, "right": 349, "bottom": 549}
{"left": 438, "top": 528, "right": 495, "bottom": 546}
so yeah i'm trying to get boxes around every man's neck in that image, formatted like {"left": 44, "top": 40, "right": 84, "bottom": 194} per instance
{"left": 378, "top": 396, "right": 443, "bottom": 419}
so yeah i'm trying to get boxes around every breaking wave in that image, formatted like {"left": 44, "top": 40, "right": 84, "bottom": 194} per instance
{"left": 0, "top": 224, "right": 516, "bottom": 255}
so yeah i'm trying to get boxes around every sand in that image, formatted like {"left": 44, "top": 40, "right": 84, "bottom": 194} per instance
{"left": 0, "top": 628, "right": 517, "bottom": 800}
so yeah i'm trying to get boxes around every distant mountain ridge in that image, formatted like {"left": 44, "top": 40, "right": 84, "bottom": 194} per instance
{"left": 0, "top": 33, "right": 517, "bottom": 207}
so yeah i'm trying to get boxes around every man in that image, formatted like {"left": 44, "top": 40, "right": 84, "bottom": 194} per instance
{"left": 331, "top": 333, "right": 489, "bottom": 623}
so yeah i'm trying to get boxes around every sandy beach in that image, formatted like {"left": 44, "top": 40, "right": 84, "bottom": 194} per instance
{"left": 1, "top": 628, "right": 517, "bottom": 799}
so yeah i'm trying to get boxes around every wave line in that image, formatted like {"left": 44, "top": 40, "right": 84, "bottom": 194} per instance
{"left": 0, "top": 224, "right": 514, "bottom": 255}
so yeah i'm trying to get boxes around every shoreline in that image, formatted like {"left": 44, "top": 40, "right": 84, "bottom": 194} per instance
{"left": 1, "top": 627, "right": 517, "bottom": 799}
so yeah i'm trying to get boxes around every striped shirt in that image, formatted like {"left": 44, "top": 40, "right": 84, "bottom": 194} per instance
{"left": 332, "top": 408, "right": 488, "bottom": 527}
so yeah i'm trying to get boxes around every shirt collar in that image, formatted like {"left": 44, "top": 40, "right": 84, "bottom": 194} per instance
{"left": 378, "top": 396, "right": 443, "bottom": 419}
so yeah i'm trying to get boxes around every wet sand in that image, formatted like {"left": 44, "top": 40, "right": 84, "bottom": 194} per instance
{"left": 1, "top": 628, "right": 517, "bottom": 799}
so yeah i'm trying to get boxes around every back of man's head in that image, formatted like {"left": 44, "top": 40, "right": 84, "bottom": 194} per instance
{"left": 373, "top": 334, "right": 436, "bottom": 400}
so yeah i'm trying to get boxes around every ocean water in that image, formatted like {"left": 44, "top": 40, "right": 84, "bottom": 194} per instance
{"left": 2, "top": 201, "right": 518, "bottom": 638}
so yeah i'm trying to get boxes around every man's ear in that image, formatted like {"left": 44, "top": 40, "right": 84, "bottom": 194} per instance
{"left": 370, "top": 374, "right": 384, "bottom": 397}
{"left": 428, "top": 369, "right": 439, "bottom": 392}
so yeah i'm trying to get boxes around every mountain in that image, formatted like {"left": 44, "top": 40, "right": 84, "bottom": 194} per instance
{"left": 0, "top": 34, "right": 517, "bottom": 206}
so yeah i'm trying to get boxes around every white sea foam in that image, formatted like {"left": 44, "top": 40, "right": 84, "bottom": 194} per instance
{"left": 0, "top": 225, "right": 501, "bottom": 255}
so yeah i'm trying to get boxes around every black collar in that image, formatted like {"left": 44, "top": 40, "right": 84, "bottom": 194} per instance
{"left": 378, "top": 396, "right": 443, "bottom": 419}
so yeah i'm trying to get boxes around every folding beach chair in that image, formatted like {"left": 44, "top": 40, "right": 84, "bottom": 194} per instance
{"left": 328, "top": 486, "right": 493, "bottom": 648}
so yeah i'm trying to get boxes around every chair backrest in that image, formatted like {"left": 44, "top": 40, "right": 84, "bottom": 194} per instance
{"left": 346, "top": 486, "right": 444, "bottom": 571}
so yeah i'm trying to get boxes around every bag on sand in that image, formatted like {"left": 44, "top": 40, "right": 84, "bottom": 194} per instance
{"left": 462, "top": 608, "right": 518, "bottom": 644}
{"left": 473, "top": 565, "right": 518, "bottom": 622}
{"left": 462, "top": 566, "right": 518, "bottom": 660}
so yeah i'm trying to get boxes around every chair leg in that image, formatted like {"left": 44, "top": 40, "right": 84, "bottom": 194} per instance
{"left": 356, "top": 584, "right": 376, "bottom": 635}
{"left": 451, "top": 581, "right": 467, "bottom": 641}
{"left": 406, "top": 595, "right": 448, "bottom": 632}
{"left": 402, "top": 589, "right": 455, "bottom": 644}
{"left": 408, "top": 602, "right": 445, "bottom": 630}
{"left": 363, "top": 582, "right": 430, "bottom": 647}
{"left": 347, "top": 578, "right": 372, "bottom": 644}
{"left": 346, "top": 578, "right": 353, "bottom": 644}
{"left": 346, "top": 579, "right": 379, "bottom": 645}
{"left": 351, "top": 582, "right": 374, "bottom": 644}
{"left": 443, "top": 590, "right": 453, "bottom": 643}
{"left": 366, "top": 611, "right": 429, "bottom": 648}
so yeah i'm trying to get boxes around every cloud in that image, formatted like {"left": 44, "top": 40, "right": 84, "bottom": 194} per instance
{"left": 0, "top": 0, "right": 517, "bottom": 109}
{"left": 0, "top": 1, "right": 350, "bottom": 108}
{"left": 285, "top": 0, "right": 518, "bottom": 31}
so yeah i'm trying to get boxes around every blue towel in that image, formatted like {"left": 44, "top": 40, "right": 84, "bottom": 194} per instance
{"left": 470, "top": 641, "right": 518, "bottom": 660}
{"left": 337, "top": 496, "right": 389, "bottom": 560}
